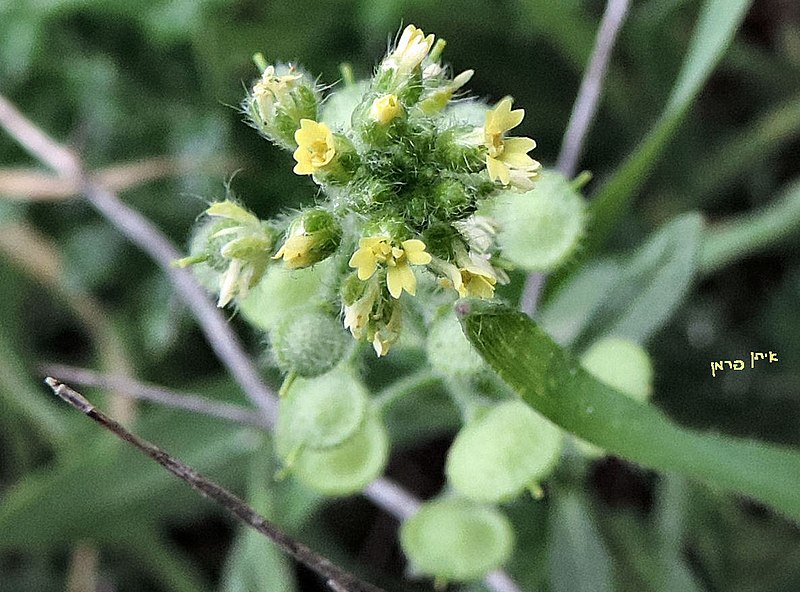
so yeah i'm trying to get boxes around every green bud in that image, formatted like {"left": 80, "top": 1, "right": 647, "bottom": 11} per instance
{"left": 271, "top": 310, "right": 349, "bottom": 377}
{"left": 432, "top": 178, "right": 471, "bottom": 216}
{"left": 273, "top": 209, "right": 341, "bottom": 269}
{"left": 435, "top": 127, "right": 484, "bottom": 172}
{"left": 445, "top": 400, "right": 563, "bottom": 503}
{"left": 245, "top": 63, "right": 320, "bottom": 150}
{"left": 400, "top": 498, "right": 514, "bottom": 582}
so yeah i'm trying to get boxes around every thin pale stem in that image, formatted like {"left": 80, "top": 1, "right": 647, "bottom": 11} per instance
{"left": 555, "top": 0, "right": 631, "bottom": 179}
{"left": 41, "top": 364, "right": 271, "bottom": 429}
{"left": 522, "top": 0, "right": 631, "bottom": 316}
{"left": 46, "top": 378, "right": 386, "bottom": 592}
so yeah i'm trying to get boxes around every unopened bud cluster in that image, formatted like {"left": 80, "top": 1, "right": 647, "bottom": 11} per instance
{"left": 182, "top": 24, "right": 541, "bottom": 359}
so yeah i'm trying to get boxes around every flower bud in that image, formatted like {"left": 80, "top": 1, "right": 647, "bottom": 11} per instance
{"left": 273, "top": 208, "right": 341, "bottom": 269}
{"left": 369, "top": 93, "right": 403, "bottom": 125}
{"left": 382, "top": 24, "right": 435, "bottom": 79}
{"left": 245, "top": 63, "right": 320, "bottom": 149}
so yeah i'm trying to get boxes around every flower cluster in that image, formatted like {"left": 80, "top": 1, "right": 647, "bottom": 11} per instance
{"left": 184, "top": 24, "right": 540, "bottom": 359}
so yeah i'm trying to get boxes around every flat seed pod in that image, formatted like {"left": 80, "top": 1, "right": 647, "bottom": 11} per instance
{"left": 238, "top": 260, "right": 330, "bottom": 332}
{"left": 288, "top": 410, "right": 389, "bottom": 496}
{"left": 276, "top": 369, "right": 368, "bottom": 457}
{"left": 494, "top": 170, "right": 586, "bottom": 272}
{"left": 445, "top": 400, "right": 562, "bottom": 503}
{"left": 400, "top": 498, "right": 514, "bottom": 581}
{"left": 580, "top": 337, "right": 653, "bottom": 402}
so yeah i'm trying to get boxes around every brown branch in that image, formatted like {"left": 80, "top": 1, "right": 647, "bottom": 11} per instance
{"left": 46, "top": 378, "right": 386, "bottom": 592}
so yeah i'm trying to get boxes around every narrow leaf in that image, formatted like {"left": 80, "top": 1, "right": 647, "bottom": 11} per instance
{"left": 458, "top": 301, "right": 800, "bottom": 521}
{"left": 701, "top": 180, "right": 800, "bottom": 274}
{"left": 548, "top": 491, "right": 613, "bottom": 592}
{"left": 588, "top": 0, "right": 752, "bottom": 249}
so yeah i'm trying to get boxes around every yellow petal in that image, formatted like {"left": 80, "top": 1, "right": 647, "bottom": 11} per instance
{"left": 398, "top": 262, "right": 417, "bottom": 296}
{"left": 503, "top": 137, "right": 536, "bottom": 154}
{"left": 349, "top": 248, "right": 377, "bottom": 280}
{"left": 487, "top": 97, "right": 524, "bottom": 134}
{"left": 386, "top": 265, "right": 403, "bottom": 298}
{"left": 487, "top": 156, "right": 510, "bottom": 185}
{"left": 359, "top": 236, "right": 384, "bottom": 249}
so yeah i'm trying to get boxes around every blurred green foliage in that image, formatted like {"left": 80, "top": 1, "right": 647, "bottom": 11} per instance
{"left": 1, "top": 0, "right": 799, "bottom": 591}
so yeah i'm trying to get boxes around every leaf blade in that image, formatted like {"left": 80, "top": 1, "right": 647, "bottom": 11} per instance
{"left": 459, "top": 302, "right": 800, "bottom": 521}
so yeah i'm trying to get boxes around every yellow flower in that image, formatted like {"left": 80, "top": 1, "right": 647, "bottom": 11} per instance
{"left": 484, "top": 97, "right": 540, "bottom": 189}
{"left": 252, "top": 65, "right": 301, "bottom": 120}
{"left": 438, "top": 251, "right": 500, "bottom": 300}
{"left": 272, "top": 209, "right": 341, "bottom": 269}
{"left": 343, "top": 280, "right": 379, "bottom": 340}
{"left": 293, "top": 119, "right": 335, "bottom": 175}
{"left": 369, "top": 94, "right": 402, "bottom": 124}
{"left": 370, "top": 304, "right": 402, "bottom": 357}
{"left": 348, "top": 237, "right": 432, "bottom": 299}
{"left": 272, "top": 235, "right": 317, "bottom": 269}
{"left": 446, "top": 263, "right": 497, "bottom": 299}
{"left": 384, "top": 24, "right": 435, "bottom": 75}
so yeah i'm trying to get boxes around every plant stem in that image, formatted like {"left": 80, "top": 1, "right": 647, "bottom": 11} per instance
{"left": 521, "top": 0, "right": 631, "bottom": 316}
{"left": 40, "top": 364, "right": 271, "bottom": 429}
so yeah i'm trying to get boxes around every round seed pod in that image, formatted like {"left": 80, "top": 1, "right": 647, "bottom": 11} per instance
{"left": 400, "top": 498, "right": 514, "bottom": 582}
{"left": 494, "top": 170, "right": 586, "bottom": 272}
{"left": 275, "top": 369, "right": 368, "bottom": 456}
{"left": 287, "top": 410, "right": 389, "bottom": 496}
{"left": 271, "top": 310, "right": 349, "bottom": 377}
{"left": 445, "top": 400, "right": 563, "bottom": 503}
{"left": 426, "top": 309, "right": 487, "bottom": 379}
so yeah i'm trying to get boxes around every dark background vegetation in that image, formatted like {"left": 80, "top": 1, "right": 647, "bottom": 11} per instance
{"left": 1, "top": 0, "right": 799, "bottom": 591}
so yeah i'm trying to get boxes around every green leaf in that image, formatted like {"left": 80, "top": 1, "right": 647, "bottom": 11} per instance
{"left": 0, "top": 409, "right": 254, "bottom": 551}
{"left": 701, "top": 180, "right": 800, "bottom": 274}
{"left": 458, "top": 301, "right": 800, "bottom": 521}
{"left": 587, "top": 0, "right": 752, "bottom": 250}
{"left": 548, "top": 491, "right": 613, "bottom": 592}
{"left": 538, "top": 260, "right": 620, "bottom": 346}
{"left": 691, "top": 94, "right": 800, "bottom": 206}
{"left": 576, "top": 213, "right": 703, "bottom": 346}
